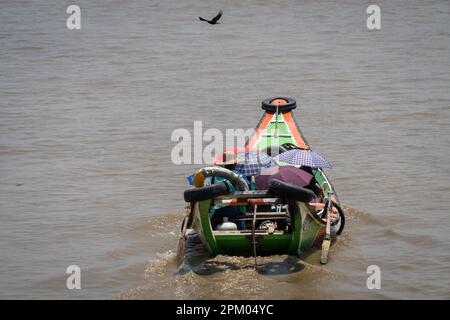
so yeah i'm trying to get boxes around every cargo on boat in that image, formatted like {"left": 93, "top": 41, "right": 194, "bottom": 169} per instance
{"left": 179, "top": 97, "right": 345, "bottom": 264}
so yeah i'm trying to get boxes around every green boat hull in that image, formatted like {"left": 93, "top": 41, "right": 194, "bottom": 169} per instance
{"left": 184, "top": 97, "right": 341, "bottom": 258}
{"left": 191, "top": 199, "right": 326, "bottom": 257}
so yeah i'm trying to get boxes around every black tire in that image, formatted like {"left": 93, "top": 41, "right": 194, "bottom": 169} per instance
{"left": 333, "top": 201, "right": 345, "bottom": 235}
{"left": 261, "top": 97, "right": 297, "bottom": 112}
{"left": 321, "top": 200, "right": 345, "bottom": 235}
{"left": 268, "top": 179, "right": 315, "bottom": 203}
{"left": 183, "top": 182, "right": 229, "bottom": 203}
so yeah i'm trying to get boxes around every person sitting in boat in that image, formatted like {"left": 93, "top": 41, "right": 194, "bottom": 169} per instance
{"left": 300, "top": 165, "right": 340, "bottom": 234}
{"left": 204, "top": 151, "right": 248, "bottom": 229}
{"left": 303, "top": 171, "right": 322, "bottom": 199}
{"left": 205, "top": 151, "right": 249, "bottom": 186}
{"left": 305, "top": 179, "right": 340, "bottom": 236}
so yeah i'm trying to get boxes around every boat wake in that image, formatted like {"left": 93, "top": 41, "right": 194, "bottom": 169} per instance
{"left": 115, "top": 203, "right": 380, "bottom": 299}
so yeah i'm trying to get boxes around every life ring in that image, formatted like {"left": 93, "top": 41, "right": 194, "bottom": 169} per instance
{"left": 197, "top": 166, "right": 249, "bottom": 191}
{"left": 317, "top": 199, "right": 346, "bottom": 235}
{"left": 261, "top": 97, "right": 297, "bottom": 113}
{"left": 331, "top": 201, "right": 345, "bottom": 235}
{"left": 184, "top": 182, "right": 229, "bottom": 203}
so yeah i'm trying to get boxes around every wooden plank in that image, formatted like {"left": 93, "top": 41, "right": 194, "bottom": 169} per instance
{"left": 254, "top": 212, "right": 286, "bottom": 216}
{"left": 229, "top": 213, "right": 287, "bottom": 220}
{"left": 216, "top": 191, "right": 273, "bottom": 199}
{"left": 320, "top": 200, "right": 332, "bottom": 264}
{"left": 213, "top": 198, "right": 280, "bottom": 206}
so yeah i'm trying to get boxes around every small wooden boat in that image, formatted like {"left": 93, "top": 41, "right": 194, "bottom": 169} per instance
{"left": 179, "top": 97, "right": 344, "bottom": 264}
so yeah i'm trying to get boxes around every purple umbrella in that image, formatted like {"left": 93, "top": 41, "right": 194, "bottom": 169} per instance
{"left": 274, "top": 149, "right": 332, "bottom": 169}
{"left": 255, "top": 166, "right": 313, "bottom": 190}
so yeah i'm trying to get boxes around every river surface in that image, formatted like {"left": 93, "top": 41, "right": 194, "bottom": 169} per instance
{"left": 1, "top": 0, "right": 449, "bottom": 299}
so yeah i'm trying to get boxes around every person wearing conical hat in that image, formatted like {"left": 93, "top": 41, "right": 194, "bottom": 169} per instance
{"left": 214, "top": 150, "right": 242, "bottom": 171}
{"left": 206, "top": 150, "right": 247, "bottom": 229}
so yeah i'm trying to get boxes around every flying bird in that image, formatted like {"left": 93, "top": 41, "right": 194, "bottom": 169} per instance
{"left": 199, "top": 10, "right": 223, "bottom": 25}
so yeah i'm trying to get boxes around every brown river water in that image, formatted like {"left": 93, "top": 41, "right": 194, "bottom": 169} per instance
{"left": 1, "top": 0, "right": 449, "bottom": 299}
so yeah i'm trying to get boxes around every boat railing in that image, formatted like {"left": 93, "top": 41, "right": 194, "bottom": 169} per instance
{"left": 213, "top": 197, "right": 282, "bottom": 206}
{"left": 218, "top": 190, "right": 273, "bottom": 198}
{"left": 321, "top": 180, "right": 332, "bottom": 193}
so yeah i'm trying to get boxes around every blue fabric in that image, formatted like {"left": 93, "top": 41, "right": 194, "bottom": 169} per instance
{"left": 187, "top": 174, "right": 194, "bottom": 185}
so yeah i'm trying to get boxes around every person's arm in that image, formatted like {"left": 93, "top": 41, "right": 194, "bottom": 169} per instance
{"left": 308, "top": 202, "right": 338, "bottom": 221}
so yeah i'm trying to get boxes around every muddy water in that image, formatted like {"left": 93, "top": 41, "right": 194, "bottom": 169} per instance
{"left": 0, "top": 0, "right": 449, "bottom": 299}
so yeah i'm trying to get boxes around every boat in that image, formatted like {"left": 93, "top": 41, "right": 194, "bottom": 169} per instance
{"left": 179, "top": 97, "right": 345, "bottom": 264}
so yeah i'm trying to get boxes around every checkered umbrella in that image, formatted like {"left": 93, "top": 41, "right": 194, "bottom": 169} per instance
{"left": 274, "top": 149, "right": 332, "bottom": 169}
{"left": 235, "top": 151, "right": 276, "bottom": 176}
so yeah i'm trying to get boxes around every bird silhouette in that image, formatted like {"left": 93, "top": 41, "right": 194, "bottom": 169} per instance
{"left": 199, "top": 10, "right": 223, "bottom": 24}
